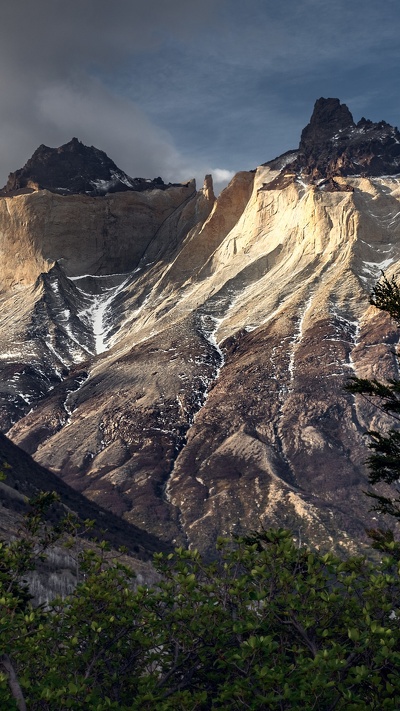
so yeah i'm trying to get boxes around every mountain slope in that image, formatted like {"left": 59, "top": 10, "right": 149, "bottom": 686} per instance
{"left": 1, "top": 99, "right": 400, "bottom": 555}
{"left": 0, "top": 430, "right": 171, "bottom": 559}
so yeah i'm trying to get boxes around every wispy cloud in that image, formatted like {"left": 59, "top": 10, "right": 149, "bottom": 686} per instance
{"left": 36, "top": 81, "right": 181, "bottom": 180}
{"left": 0, "top": 0, "right": 220, "bottom": 186}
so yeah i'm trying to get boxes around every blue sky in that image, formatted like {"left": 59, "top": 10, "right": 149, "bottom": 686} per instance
{"left": 1, "top": 0, "right": 400, "bottom": 193}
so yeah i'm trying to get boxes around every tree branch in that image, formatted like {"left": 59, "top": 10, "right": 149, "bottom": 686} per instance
{"left": 0, "top": 654, "right": 27, "bottom": 711}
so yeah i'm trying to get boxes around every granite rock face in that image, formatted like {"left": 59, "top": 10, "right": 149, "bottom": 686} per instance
{"left": 0, "top": 177, "right": 198, "bottom": 289}
{"left": 1, "top": 107, "right": 400, "bottom": 556}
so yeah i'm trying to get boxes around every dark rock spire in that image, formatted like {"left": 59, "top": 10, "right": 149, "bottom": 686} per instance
{"left": 264, "top": 97, "right": 400, "bottom": 186}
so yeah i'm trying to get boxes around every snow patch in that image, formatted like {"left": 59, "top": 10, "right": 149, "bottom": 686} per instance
{"left": 62, "top": 373, "right": 90, "bottom": 425}
{"left": 75, "top": 274, "right": 131, "bottom": 354}
{"left": 359, "top": 256, "right": 395, "bottom": 287}
{"left": 197, "top": 314, "right": 225, "bottom": 372}
{"left": 328, "top": 306, "right": 360, "bottom": 375}
{"left": 288, "top": 295, "right": 313, "bottom": 384}
{"left": 45, "top": 338, "right": 70, "bottom": 369}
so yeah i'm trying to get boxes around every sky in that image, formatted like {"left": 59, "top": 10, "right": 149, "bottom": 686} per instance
{"left": 2, "top": 0, "right": 400, "bottom": 194}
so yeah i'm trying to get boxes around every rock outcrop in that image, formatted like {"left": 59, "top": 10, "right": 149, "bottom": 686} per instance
{"left": 264, "top": 97, "right": 400, "bottom": 184}
{"left": 1, "top": 105, "right": 400, "bottom": 556}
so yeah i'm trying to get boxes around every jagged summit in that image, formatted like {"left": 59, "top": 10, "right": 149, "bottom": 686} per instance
{"left": 264, "top": 97, "right": 400, "bottom": 190}
{"left": 0, "top": 137, "right": 174, "bottom": 197}
{"left": 299, "top": 98, "right": 355, "bottom": 151}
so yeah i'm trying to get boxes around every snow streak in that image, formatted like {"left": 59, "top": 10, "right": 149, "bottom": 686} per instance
{"left": 288, "top": 295, "right": 313, "bottom": 385}
{"left": 72, "top": 274, "right": 131, "bottom": 355}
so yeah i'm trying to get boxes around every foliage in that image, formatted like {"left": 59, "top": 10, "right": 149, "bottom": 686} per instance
{"left": 1, "top": 496, "right": 400, "bottom": 709}
{"left": 370, "top": 273, "right": 400, "bottom": 326}
{"left": 347, "top": 273, "right": 400, "bottom": 520}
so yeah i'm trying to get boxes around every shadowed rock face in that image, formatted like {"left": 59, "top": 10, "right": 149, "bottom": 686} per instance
{"left": 1, "top": 103, "right": 400, "bottom": 556}
{"left": 0, "top": 137, "right": 181, "bottom": 197}
{"left": 0, "top": 431, "right": 171, "bottom": 558}
{"left": 299, "top": 98, "right": 355, "bottom": 154}
{"left": 264, "top": 98, "right": 400, "bottom": 188}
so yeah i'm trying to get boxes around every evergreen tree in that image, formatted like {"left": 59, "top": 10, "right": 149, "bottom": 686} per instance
{"left": 347, "top": 273, "right": 400, "bottom": 522}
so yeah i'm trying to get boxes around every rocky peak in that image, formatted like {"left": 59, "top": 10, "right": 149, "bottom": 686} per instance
{"left": 264, "top": 97, "right": 400, "bottom": 188}
{"left": 297, "top": 97, "right": 400, "bottom": 180}
{"left": 0, "top": 138, "right": 180, "bottom": 197}
{"left": 299, "top": 98, "right": 355, "bottom": 152}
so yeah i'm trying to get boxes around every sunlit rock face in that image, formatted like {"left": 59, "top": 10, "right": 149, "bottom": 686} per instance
{"left": 2, "top": 105, "right": 400, "bottom": 555}
{"left": 0, "top": 181, "right": 198, "bottom": 289}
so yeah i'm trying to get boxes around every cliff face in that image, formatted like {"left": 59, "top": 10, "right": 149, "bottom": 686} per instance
{"left": 1, "top": 104, "right": 400, "bottom": 555}
{"left": 0, "top": 179, "right": 201, "bottom": 289}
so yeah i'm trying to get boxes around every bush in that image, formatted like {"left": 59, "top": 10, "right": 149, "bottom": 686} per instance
{"left": 1, "top": 501, "right": 400, "bottom": 709}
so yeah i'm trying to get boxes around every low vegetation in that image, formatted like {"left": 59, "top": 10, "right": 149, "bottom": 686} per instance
{"left": 0, "top": 492, "right": 400, "bottom": 710}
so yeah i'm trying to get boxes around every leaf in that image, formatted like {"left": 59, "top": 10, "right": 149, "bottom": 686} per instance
{"left": 348, "top": 628, "right": 360, "bottom": 641}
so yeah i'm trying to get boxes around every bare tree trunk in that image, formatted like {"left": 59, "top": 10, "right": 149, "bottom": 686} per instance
{"left": 0, "top": 654, "right": 27, "bottom": 711}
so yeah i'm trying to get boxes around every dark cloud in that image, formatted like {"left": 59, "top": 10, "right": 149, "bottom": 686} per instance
{"left": 0, "top": 0, "right": 221, "bottom": 187}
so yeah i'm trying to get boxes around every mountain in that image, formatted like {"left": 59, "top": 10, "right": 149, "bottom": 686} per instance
{"left": 0, "top": 98, "right": 399, "bottom": 556}
{"left": 0, "top": 137, "right": 180, "bottom": 197}
{"left": 294, "top": 97, "right": 400, "bottom": 180}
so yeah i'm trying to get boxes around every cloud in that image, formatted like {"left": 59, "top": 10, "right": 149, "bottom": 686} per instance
{"left": 1, "top": 0, "right": 400, "bottom": 193}
{"left": 35, "top": 82, "right": 238, "bottom": 192}
{"left": 1, "top": 1, "right": 218, "bottom": 69}
{"left": 212, "top": 169, "right": 236, "bottom": 184}
{"left": 36, "top": 81, "right": 182, "bottom": 180}
{"left": 0, "top": 0, "right": 220, "bottom": 185}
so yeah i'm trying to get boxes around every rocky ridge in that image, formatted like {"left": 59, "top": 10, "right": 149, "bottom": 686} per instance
{"left": 0, "top": 137, "right": 186, "bottom": 197}
{"left": 263, "top": 97, "right": 400, "bottom": 190}
{"left": 0, "top": 430, "right": 172, "bottom": 557}
{"left": 1, "top": 101, "right": 400, "bottom": 556}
